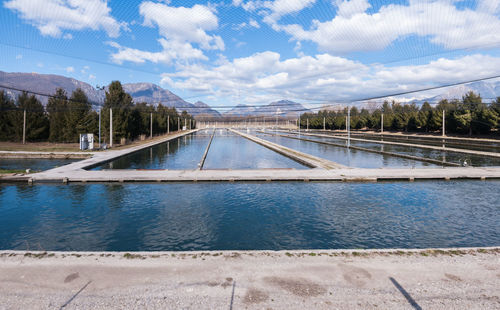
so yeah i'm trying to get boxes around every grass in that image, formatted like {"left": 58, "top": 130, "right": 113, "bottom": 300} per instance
{"left": 0, "top": 169, "right": 26, "bottom": 174}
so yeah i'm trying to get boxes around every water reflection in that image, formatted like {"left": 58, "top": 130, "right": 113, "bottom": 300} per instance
{"left": 0, "top": 158, "right": 77, "bottom": 171}
{"left": 0, "top": 181, "right": 499, "bottom": 251}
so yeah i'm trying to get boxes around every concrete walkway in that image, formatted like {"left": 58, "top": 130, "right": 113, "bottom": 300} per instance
{"left": 3, "top": 128, "right": 500, "bottom": 183}
{"left": 0, "top": 248, "right": 498, "bottom": 309}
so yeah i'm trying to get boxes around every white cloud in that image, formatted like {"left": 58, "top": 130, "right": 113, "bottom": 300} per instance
{"left": 107, "top": 39, "right": 207, "bottom": 65}
{"left": 233, "top": 18, "right": 260, "bottom": 30}
{"left": 65, "top": 66, "right": 74, "bottom": 73}
{"left": 276, "top": 0, "right": 500, "bottom": 53}
{"left": 108, "top": 2, "right": 223, "bottom": 66}
{"left": 88, "top": 74, "right": 96, "bottom": 80}
{"left": 161, "top": 52, "right": 500, "bottom": 103}
{"left": 139, "top": 1, "right": 223, "bottom": 50}
{"left": 15, "top": 54, "right": 22, "bottom": 60}
{"left": 237, "top": 0, "right": 316, "bottom": 26}
{"left": 335, "top": 0, "right": 370, "bottom": 18}
{"left": 4, "top": 0, "right": 125, "bottom": 38}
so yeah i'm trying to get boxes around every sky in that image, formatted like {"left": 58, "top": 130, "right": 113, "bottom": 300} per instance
{"left": 1, "top": 0, "right": 500, "bottom": 108}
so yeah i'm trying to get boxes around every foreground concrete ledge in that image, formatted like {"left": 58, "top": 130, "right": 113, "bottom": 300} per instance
{"left": 1, "top": 247, "right": 499, "bottom": 309}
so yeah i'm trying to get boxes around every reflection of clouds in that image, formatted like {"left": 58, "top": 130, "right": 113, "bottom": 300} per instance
{"left": 2, "top": 182, "right": 500, "bottom": 251}
{"left": 140, "top": 185, "right": 219, "bottom": 251}
{"left": 6, "top": 184, "right": 124, "bottom": 250}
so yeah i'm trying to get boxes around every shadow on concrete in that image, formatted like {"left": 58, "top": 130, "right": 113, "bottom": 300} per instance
{"left": 389, "top": 277, "right": 422, "bottom": 310}
{"left": 59, "top": 280, "right": 92, "bottom": 309}
{"left": 229, "top": 281, "right": 236, "bottom": 310}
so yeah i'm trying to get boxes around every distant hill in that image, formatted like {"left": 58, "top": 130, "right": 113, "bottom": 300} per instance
{"left": 0, "top": 70, "right": 104, "bottom": 107}
{"left": 223, "top": 100, "right": 309, "bottom": 117}
{"left": 0, "top": 71, "right": 220, "bottom": 116}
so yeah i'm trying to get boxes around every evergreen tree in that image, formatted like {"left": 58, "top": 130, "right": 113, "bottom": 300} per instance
{"left": 0, "top": 91, "right": 16, "bottom": 141}
{"left": 13, "top": 92, "right": 49, "bottom": 141}
{"left": 46, "top": 88, "right": 68, "bottom": 142}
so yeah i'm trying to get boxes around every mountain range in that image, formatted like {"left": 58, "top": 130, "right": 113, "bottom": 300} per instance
{"left": 1, "top": 70, "right": 499, "bottom": 117}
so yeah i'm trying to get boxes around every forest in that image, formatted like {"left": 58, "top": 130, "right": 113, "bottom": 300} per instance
{"left": 0, "top": 81, "right": 194, "bottom": 144}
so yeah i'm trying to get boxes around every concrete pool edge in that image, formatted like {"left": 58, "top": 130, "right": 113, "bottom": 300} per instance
{"left": 1, "top": 246, "right": 499, "bottom": 257}
{"left": 2, "top": 166, "right": 500, "bottom": 183}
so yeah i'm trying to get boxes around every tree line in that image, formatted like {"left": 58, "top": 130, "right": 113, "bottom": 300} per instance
{"left": 300, "top": 91, "right": 500, "bottom": 135}
{"left": 0, "top": 81, "right": 194, "bottom": 144}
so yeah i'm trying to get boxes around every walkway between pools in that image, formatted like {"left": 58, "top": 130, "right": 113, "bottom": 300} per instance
{"left": 2, "top": 128, "right": 500, "bottom": 183}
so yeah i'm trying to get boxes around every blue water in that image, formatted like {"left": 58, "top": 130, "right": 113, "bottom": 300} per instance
{"left": 93, "top": 130, "right": 307, "bottom": 170}
{"left": 203, "top": 131, "right": 305, "bottom": 169}
{"left": 1, "top": 181, "right": 498, "bottom": 251}
{"left": 290, "top": 132, "right": 500, "bottom": 167}
{"left": 259, "top": 132, "right": 435, "bottom": 168}
{"left": 0, "top": 158, "right": 77, "bottom": 171}
{"left": 92, "top": 131, "right": 211, "bottom": 170}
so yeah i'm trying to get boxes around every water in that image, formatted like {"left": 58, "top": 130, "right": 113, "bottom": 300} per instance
{"left": 93, "top": 131, "right": 212, "bottom": 170}
{"left": 0, "top": 158, "right": 77, "bottom": 172}
{"left": 94, "top": 130, "right": 307, "bottom": 170}
{"left": 286, "top": 133, "right": 500, "bottom": 167}
{"left": 259, "top": 133, "right": 436, "bottom": 168}
{"left": 1, "top": 181, "right": 498, "bottom": 251}
{"left": 203, "top": 131, "right": 305, "bottom": 169}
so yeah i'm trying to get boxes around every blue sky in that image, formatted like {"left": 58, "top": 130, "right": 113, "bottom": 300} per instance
{"left": 1, "top": 0, "right": 500, "bottom": 107}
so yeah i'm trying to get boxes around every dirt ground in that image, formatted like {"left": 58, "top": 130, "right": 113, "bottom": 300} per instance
{"left": 0, "top": 248, "right": 498, "bottom": 309}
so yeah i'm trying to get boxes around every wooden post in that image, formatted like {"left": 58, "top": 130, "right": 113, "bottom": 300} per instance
{"left": 442, "top": 110, "right": 445, "bottom": 137}
{"left": 22, "top": 109, "right": 26, "bottom": 144}
{"left": 110, "top": 108, "right": 113, "bottom": 147}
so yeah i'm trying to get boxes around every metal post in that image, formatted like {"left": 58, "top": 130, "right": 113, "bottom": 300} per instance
{"left": 298, "top": 114, "right": 301, "bottom": 133}
{"left": 442, "top": 110, "right": 445, "bottom": 137}
{"left": 98, "top": 109, "right": 101, "bottom": 147}
{"left": 167, "top": 115, "right": 170, "bottom": 134}
{"left": 347, "top": 106, "right": 351, "bottom": 148}
{"left": 150, "top": 112, "right": 153, "bottom": 139}
{"left": 306, "top": 118, "right": 309, "bottom": 131}
{"left": 381, "top": 113, "right": 384, "bottom": 133}
{"left": 22, "top": 109, "right": 26, "bottom": 144}
{"left": 323, "top": 117, "right": 325, "bottom": 131}
{"left": 178, "top": 117, "right": 180, "bottom": 131}
{"left": 110, "top": 108, "right": 113, "bottom": 147}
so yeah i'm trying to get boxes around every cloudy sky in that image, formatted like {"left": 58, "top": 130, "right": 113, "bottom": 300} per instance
{"left": 1, "top": 0, "right": 500, "bottom": 107}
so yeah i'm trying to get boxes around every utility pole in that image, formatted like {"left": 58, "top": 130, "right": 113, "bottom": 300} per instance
{"left": 22, "top": 109, "right": 26, "bottom": 144}
{"left": 110, "top": 108, "right": 113, "bottom": 147}
{"left": 347, "top": 106, "right": 351, "bottom": 148}
{"left": 150, "top": 112, "right": 153, "bottom": 139}
{"left": 98, "top": 109, "right": 101, "bottom": 148}
{"left": 442, "top": 110, "right": 445, "bottom": 137}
